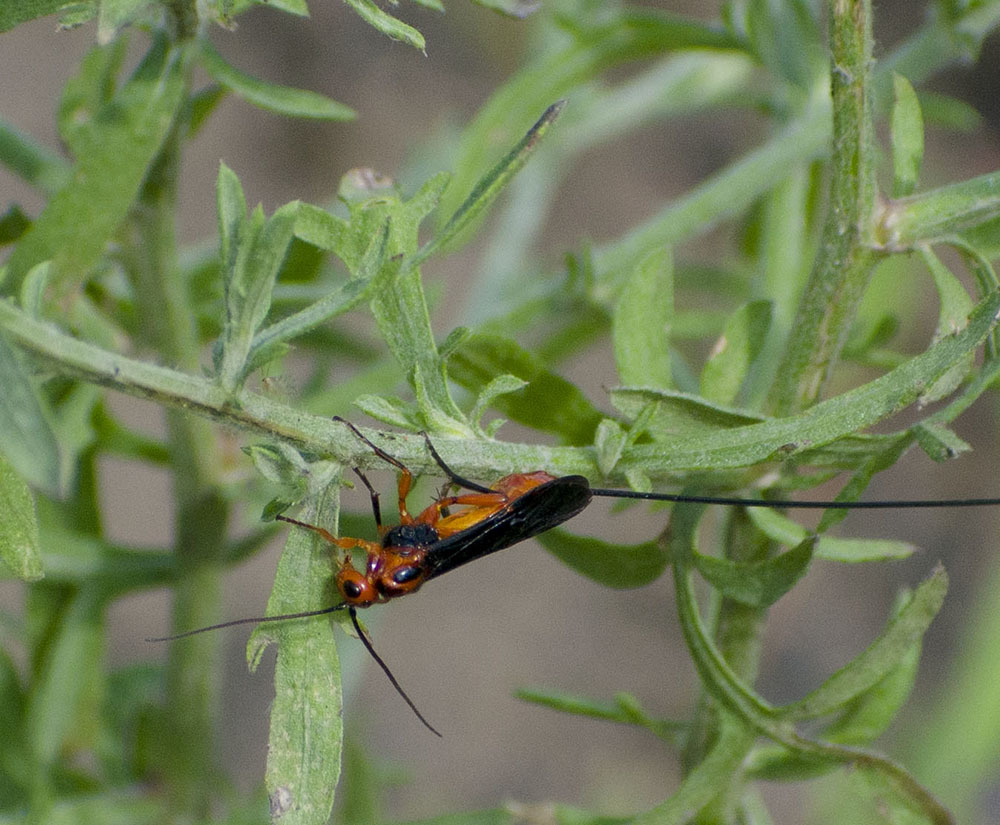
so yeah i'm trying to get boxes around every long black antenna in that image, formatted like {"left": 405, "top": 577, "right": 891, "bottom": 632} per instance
{"left": 348, "top": 607, "right": 442, "bottom": 737}
{"left": 145, "top": 603, "right": 347, "bottom": 642}
{"left": 588, "top": 488, "right": 1000, "bottom": 509}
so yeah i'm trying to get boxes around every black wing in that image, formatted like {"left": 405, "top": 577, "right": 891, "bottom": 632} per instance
{"left": 423, "top": 475, "right": 592, "bottom": 581}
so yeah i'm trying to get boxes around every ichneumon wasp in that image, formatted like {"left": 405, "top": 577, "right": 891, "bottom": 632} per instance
{"left": 151, "top": 417, "right": 1000, "bottom": 735}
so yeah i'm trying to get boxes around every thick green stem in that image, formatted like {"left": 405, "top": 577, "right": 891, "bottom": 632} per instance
{"left": 769, "top": 0, "right": 880, "bottom": 415}
{"left": 130, "top": 89, "right": 226, "bottom": 815}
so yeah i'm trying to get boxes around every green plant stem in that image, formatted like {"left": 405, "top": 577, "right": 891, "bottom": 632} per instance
{"left": 682, "top": 510, "right": 775, "bottom": 776}
{"left": 769, "top": 0, "right": 879, "bottom": 415}
{"left": 130, "top": 101, "right": 226, "bottom": 814}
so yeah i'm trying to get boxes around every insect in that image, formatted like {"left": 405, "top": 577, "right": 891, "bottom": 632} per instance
{"left": 152, "top": 417, "right": 1000, "bottom": 735}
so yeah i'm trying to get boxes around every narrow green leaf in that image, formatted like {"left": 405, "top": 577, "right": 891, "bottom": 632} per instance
{"left": 692, "top": 539, "right": 814, "bottom": 608}
{"left": 786, "top": 567, "right": 947, "bottom": 721}
{"left": 199, "top": 41, "right": 355, "bottom": 121}
{"left": 0, "top": 118, "right": 70, "bottom": 194}
{"left": 822, "top": 625, "right": 921, "bottom": 745}
{"left": 700, "top": 300, "right": 772, "bottom": 405}
{"left": 912, "top": 421, "right": 970, "bottom": 461}
{"left": 341, "top": 0, "right": 424, "bottom": 49}
{"left": 218, "top": 197, "right": 299, "bottom": 392}
{"left": 25, "top": 587, "right": 105, "bottom": 764}
{"left": 515, "top": 688, "right": 683, "bottom": 740}
{"left": 0, "top": 332, "right": 61, "bottom": 496}
{"left": 216, "top": 161, "right": 246, "bottom": 277}
{"left": 631, "top": 715, "right": 757, "bottom": 825}
{"left": 4, "top": 37, "right": 187, "bottom": 291}
{"left": 610, "top": 387, "right": 765, "bottom": 438}
{"left": 612, "top": 246, "right": 673, "bottom": 389}
{"left": 352, "top": 394, "right": 422, "bottom": 429}
{"left": 294, "top": 203, "right": 351, "bottom": 260}
{"left": 416, "top": 101, "right": 566, "bottom": 264}
{"left": 917, "top": 246, "right": 975, "bottom": 404}
{"left": 447, "top": 333, "right": 605, "bottom": 445}
{"left": 890, "top": 73, "right": 924, "bottom": 198}
{"left": 537, "top": 529, "right": 667, "bottom": 589}
{"left": 888, "top": 166, "right": 1000, "bottom": 246}
{"left": 249, "top": 490, "right": 343, "bottom": 825}
{"left": 469, "top": 0, "right": 537, "bottom": 17}
{"left": 470, "top": 373, "right": 528, "bottom": 432}
{"left": 816, "top": 432, "right": 913, "bottom": 533}
{"left": 918, "top": 90, "right": 981, "bottom": 132}
{"left": 743, "top": 0, "right": 824, "bottom": 89}
{"left": 746, "top": 508, "right": 915, "bottom": 563}
{"left": 0, "top": 453, "right": 42, "bottom": 581}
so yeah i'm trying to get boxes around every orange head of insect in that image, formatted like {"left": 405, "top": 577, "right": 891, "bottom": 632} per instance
{"left": 336, "top": 557, "right": 380, "bottom": 607}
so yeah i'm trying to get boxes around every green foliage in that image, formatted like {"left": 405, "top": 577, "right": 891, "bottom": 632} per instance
{"left": 3, "top": 1, "right": 1000, "bottom": 824}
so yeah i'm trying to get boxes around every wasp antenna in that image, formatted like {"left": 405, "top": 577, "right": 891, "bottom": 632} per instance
{"left": 348, "top": 607, "right": 442, "bottom": 737}
{"left": 588, "top": 488, "right": 1000, "bottom": 510}
{"left": 146, "top": 604, "right": 347, "bottom": 642}
{"left": 333, "top": 415, "right": 412, "bottom": 476}
{"left": 421, "top": 433, "right": 493, "bottom": 494}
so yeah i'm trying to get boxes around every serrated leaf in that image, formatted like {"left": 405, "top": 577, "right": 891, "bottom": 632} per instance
{"left": 0, "top": 453, "right": 42, "bottom": 581}
{"left": 891, "top": 73, "right": 924, "bottom": 198}
{"left": 447, "top": 333, "right": 605, "bottom": 445}
{"left": 692, "top": 538, "right": 814, "bottom": 607}
{"left": 786, "top": 567, "right": 947, "bottom": 720}
{"left": 700, "top": 300, "right": 772, "bottom": 405}
{"left": 249, "top": 491, "right": 344, "bottom": 825}
{"left": 537, "top": 529, "right": 667, "bottom": 589}
{"left": 199, "top": 41, "right": 355, "bottom": 121}
{"left": 4, "top": 36, "right": 186, "bottom": 292}
{"left": 612, "top": 246, "right": 673, "bottom": 389}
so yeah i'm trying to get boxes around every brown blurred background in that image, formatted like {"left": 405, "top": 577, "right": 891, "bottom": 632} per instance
{"left": 3, "top": 1, "right": 1000, "bottom": 822}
